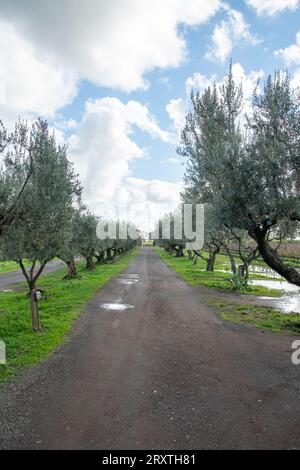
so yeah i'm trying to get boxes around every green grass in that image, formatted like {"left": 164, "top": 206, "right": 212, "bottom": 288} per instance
{"left": 0, "top": 248, "right": 141, "bottom": 383}
{"left": 0, "top": 257, "right": 62, "bottom": 275}
{"left": 156, "top": 248, "right": 283, "bottom": 297}
{"left": 206, "top": 298, "right": 300, "bottom": 334}
{"left": 0, "top": 260, "right": 31, "bottom": 274}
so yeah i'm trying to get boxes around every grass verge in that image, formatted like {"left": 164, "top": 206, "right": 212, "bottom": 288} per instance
{"left": 0, "top": 248, "right": 141, "bottom": 383}
{"left": 206, "top": 298, "right": 300, "bottom": 334}
{"left": 156, "top": 247, "right": 283, "bottom": 297}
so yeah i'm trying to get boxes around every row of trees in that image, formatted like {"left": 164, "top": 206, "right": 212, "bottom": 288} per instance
{"left": 175, "top": 64, "right": 300, "bottom": 286}
{"left": 154, "top": 204, "right": 259, "bottom": 284}
{"left": 0, "top": 118, "right": 140, "bottom": 330}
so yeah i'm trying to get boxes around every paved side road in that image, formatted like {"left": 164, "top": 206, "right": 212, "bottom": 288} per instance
{"left": 0, "top": 260, "right": 66, "bottom": 290}
{"left": 0, "top": 248, "right": 300, "bottom": 449}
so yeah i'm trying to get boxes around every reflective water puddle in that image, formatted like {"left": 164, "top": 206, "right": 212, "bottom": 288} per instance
{"left": 2, "top": 289, "right": 14, "bottom": 292}
{"left": 260, "top": 294, "right": 300, "bottom": 314}
{"left": 220, "top": 263, "right": 300, "bottom": 313}
{"left": 249, "top": 279, "right": 300, "bottom": 292}
{"left": 117, "top": 278, "right": 139, "bottom": 285}
{"left": 99, "top": 303, "right": 135, "bottom": 311}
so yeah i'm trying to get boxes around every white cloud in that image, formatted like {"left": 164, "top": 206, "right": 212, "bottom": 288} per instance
{"left": 186, "top": 73, "right": 218, "bottom": 95}
{"left": 0, "top": 0, "right": 221, "bottom": 94}
{"left": 246, "top": 0, "right": 299, "bottom": 16}
{"left": 166, "top": 98, "right": 187, "bottom": 132}
{"left": 67, "top": 96, "right": 182, "bottom": 231}
{"left": 68, "top": 97, "right": 172, "bottom": 209}
{"left": 230, "top": 63, "right": 264, "bottom": 100}
{"left": 184, "top": 63, "right": 264, "bottom": 117}
{"left": 275, "top": 31, "right": 300, "bottom": 65}
{"left": 114, "top": 177, "right": 183, "bottom": 232}
{"left": 0, "top": 21, "right": 77, "bottom": 119}
{"left": 124, "top": 101, "right": 172, "bottom": 143}
{"left": 205, "top": 7, "right": 259, "bottom": 63}
{"left": 291, "top": 69, "right": 300, "bottom": 88}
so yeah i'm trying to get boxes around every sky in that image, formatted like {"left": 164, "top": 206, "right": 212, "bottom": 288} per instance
{"left": 0, "top": 0, "right": 300, "bottom": 231}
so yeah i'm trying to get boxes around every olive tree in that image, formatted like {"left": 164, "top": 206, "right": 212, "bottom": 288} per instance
{"left": 0, "top": 119, "right": 81, "bottom": 330}
{"left": 57, "top": 206, "right": 85, "bottom": 279}
{"left": 179, "top": 65, "right": 300, "bottom": 285}
{"left": 0, "top": 119, "right": 34, "bottom": 235}
{"left": 77, "top": 212, "right": 98, "bottom": 270}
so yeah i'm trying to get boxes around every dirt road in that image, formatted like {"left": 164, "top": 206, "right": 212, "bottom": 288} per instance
{"left": 0, "top": 248, "right": 300, "bottom": 449}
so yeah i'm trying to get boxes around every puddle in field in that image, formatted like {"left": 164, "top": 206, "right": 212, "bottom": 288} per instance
{"left": 260, "top": 294, "right": 300, "bottom": 314}
{"left": 219, "top": 264, "right": 281, "bottom": 278}
{"left": 249, "top": 265, "right": 281, "bottom": 278}
{"left": 99, "top": 303, "right": 135, "bottom": 311}
{"left": 249, "top": 279, "right": 300, "bottom": 292}
{"left": 2, "top": 289, "right": 14, "bottom": 292}
{"left": 219, "top": 263, "right": 300, "bottom": 313}
{"left": 247, "top": 279, "right": 300, "bottom": 314}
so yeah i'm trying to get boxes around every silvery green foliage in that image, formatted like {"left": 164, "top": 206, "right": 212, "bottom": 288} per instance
{"left": 179, "top": 65, "right": 300, "bottom": 285}
{"left": 0, "top": 119, "right": 82, "bottom": 288}
{"left": 0, "top": 119, "right": 33, "bottom": 234}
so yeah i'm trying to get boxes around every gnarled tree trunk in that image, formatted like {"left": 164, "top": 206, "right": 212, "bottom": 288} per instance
{"left": 85, "top": 255, "right": 95, "bottom": 271}
{"left": 250, "top": 228, "right": 300, "bottom": 286}
{"left": 65, "top": 258, "right": 77, "bottom": 279}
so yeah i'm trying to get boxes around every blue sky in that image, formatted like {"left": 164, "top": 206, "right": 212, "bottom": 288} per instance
{"left": 1, "top": 0, "right": 300, "bottom": 229}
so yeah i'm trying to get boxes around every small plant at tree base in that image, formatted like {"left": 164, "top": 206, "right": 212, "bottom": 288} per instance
{"left": 227, "top": 273, "right": 249, "bottom": 293}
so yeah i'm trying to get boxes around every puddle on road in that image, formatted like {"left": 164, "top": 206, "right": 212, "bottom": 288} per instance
{"left": 117, "top": 278, "right": 139, "bottom": 285}
{"left": 116, "top": 273, "right": 140, "bottom": 285}
{"left": 99, "top": 303, "right": 135, "bottom": 311}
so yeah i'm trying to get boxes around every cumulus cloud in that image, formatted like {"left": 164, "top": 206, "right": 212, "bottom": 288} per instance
{"left": 166, "top": 98, "right": 187, "bottom": 132}
{"left": 68, "top": 97, "right": 173, "bottom": 210}
{"left": 186, "top": 63, "right": 264, "bottom": 102}
{"left": 0, "top": 21, "right": 77, "bottom": 119}
{"left": 113, "top": 177, "right": 183, "bottom": 232}
{"left": 205, "top": 7, "right": 259, "bottom": 63}
{"left": 166, "top": 63, "right": 264, "bottom": 150}
{"left": 291, "top": 69, "right": 300, "bottom": 88}
{"left": 0, "top": 0, "right": 221, "bottom": 95}
{"left": 185, "top": 72, "right": 218, "bottom": 95}
{"left": 230, "top": 63, "right": 264, "bottom": 100}
{"left": 275, "top": 31, "right": 300, "bottom": 65}
{"left": 246, "top": 0, "right": 299, "bottom": 16}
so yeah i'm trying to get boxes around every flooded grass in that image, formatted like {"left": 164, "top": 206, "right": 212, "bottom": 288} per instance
{"left": 207, "top": 298, "right": 300, "bottom": 334}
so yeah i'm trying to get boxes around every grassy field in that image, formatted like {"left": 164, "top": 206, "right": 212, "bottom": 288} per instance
{"left": 0, "top": 248, "right": 140, "bottom": 383}
{"left": 157, "top": 247, "right": 283, "bottom": 297}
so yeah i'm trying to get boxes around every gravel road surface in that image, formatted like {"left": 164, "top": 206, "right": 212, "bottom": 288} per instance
{"left": 0, "top": 248, "right": 299, "bottom": 449}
